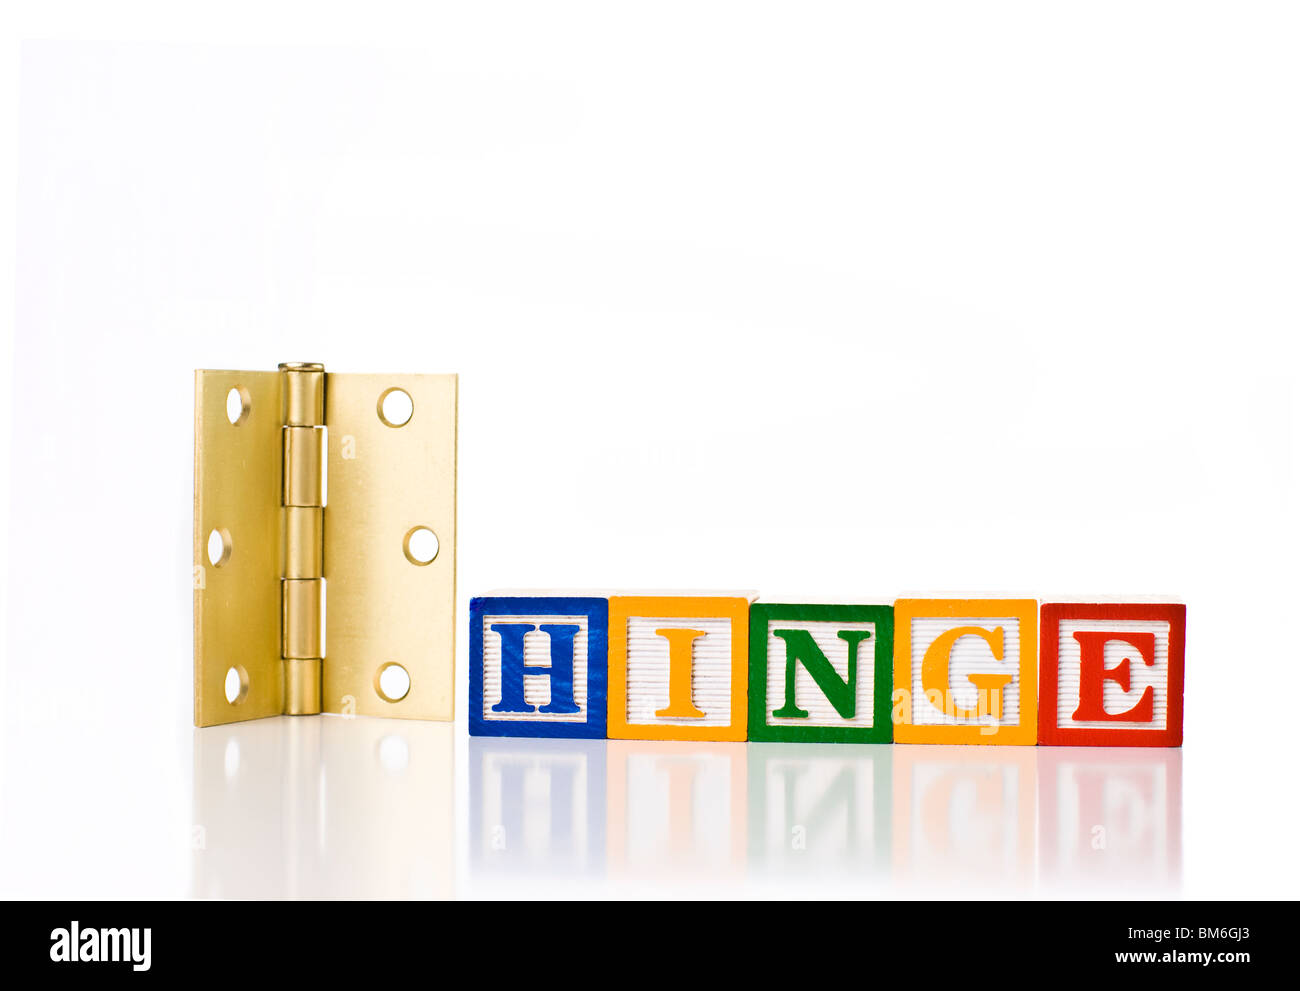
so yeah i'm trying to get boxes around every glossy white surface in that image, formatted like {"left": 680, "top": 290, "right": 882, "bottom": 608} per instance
{"left": 2, "top": 712, "right": 1193, "bottom": 899}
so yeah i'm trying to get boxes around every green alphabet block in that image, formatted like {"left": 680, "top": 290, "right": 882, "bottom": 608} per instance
{"left": 748, "top": 603, "right": 894, "bottom": 743}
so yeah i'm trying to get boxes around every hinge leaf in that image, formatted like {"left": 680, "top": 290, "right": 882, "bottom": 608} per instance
{"left": 193, "top": 370, "right": 286, "bottom": 726}
{"left": 321, "top": 373, "right": 458, "bottom": 720}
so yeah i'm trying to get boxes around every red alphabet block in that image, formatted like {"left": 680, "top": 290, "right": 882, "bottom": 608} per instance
{"left": 1038, "top": 603, "right": 1185, "bottom": 747}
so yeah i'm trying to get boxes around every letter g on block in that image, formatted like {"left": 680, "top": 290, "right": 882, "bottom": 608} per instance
{"left": 920, "top": 625, "right": 1013, "bottom": 720}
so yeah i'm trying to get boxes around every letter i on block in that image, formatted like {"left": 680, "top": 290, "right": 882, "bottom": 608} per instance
{"left": 1038, "top": 603, "right": 1185, "bottom": 746}
{"left": 607, "top": 595, "right": 751, "bottom": 741}
{"left": 748, "top": 604, "right": 894, "bottom": 743}
{"left": 893, "top": 598, "right": 1038, "bottom": 745}
{"left": 468, "top": 596, "right": 608, "bottom": 738}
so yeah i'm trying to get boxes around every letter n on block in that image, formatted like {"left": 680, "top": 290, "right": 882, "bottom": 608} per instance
{"left": 747, "top": 603, "right": 894, "bottom": 743}
{"left": 469, "top": 596, "right": 608, "bottom": 738}
{"left": 607, "top": 595, "right": 749, "bottom": 742}
{"left": 1038, "top": 603, "right": 1185, "bottom": 747}
{"left": 893, "top": 598, "right": 1038, "bottom": 745}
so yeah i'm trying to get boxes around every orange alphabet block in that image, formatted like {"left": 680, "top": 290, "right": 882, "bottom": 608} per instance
{"left": 607, "top": 595, "right": 750, "bottom": 741}
{"left": 892, "top": 598, "right": 1037, "bottom": 745}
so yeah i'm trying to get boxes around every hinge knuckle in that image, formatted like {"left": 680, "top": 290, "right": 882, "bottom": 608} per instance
{"left": 284, "top": 507, "right": 324, "bottom": 578}
{"left": 284, "top": 658, "right": 322, "bottom": 716}
{"left": 280, "top": 362, "right": 325, "bottom": 426}
{"left": 282, "top": 579, "right": 323, "bottom": 658}
{"left": 283, "top": 426, "right": 324, "bottom": 507}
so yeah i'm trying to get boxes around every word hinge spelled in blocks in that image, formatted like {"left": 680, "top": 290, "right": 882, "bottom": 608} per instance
{"left": 467, "top": 592, "right": 1186, "bottom": 747}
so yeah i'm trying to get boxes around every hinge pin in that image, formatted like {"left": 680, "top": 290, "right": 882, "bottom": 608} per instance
{"left": 280, "top": 361, "right": 326, "bottom": 715}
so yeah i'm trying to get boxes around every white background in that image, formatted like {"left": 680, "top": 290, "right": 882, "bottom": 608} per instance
{"left": 1, "top": 2, "right": 1297, "bottom": 899}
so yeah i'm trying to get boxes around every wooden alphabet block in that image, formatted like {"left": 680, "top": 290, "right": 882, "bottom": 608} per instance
{"left": 468, "top": 595, "right": 608, "bottom": 738}
{"left": 747, "top": 603, "right": 894, "bottom": 743}
{"left": 1038, "top": 602, "right": 1185, "bottom": 747}
{"left": 607, "top": 595, "right": 750, "bottom": 742}
{"left": 892, "top": 598, "right": 1038, "bottom": 745}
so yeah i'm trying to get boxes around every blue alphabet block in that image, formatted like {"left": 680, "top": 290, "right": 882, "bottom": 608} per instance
{"left": 469, "top": 596, "right": 609, "bottom": 738}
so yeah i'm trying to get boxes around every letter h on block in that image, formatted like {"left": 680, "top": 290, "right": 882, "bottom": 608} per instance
{"left": 893, "top": 598, "right": 1038, "bottom": 745}
{"left": 469, "top": 596, "right": 608, "bottom": 738}
{"left": 607, "top": 595, "right": 750, "bottom": 742}
{"left": 748, "top": 603, "right": 894, "bottom": 743}
{"left": 1038, "top": 603, "right": 1185, "bottom": 747}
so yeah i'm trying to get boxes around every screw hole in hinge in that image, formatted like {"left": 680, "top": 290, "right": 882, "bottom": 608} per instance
{"left": 402, "top": 526, "right": 439, "bottom": 565}
{"left": 377, "top": 387, "right": 414, "bottom": 428}
{"left": 225, "top": 386, "right": 251, "bottom": 425}
{"left": 375, "top": 662, "right": 411, "bottom": 703}
{"left": 224, "top": 665, "right": 249, "bottom": 705}
{"left": 206, "top": 528, "right": 233, "bottom": 567}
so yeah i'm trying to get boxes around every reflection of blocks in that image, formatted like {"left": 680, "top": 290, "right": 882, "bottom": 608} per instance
{"left": 1038, "top": 603, "right": 1185, "bottom": 747}
{"left": 469, "top": 596, "right": 608, "bottom": 739}
{"left": 748, "top": 604, "right": 893, "bottom": 743}
{"left": 1037, "top": 747, "right": 1182, "bottom": 891}
{"left": 607, "top": 595, "right": 749, "bottom": 742}
{"left": 469, "top": 737, "right": 606, "bottom": 880}
{"left": 891, "top": 745, "right": 1036, "bottom": 887}
{"left": 893, "top": 598, "right": 1038, "bottom": 745}
{"left": 606, "top": 741, "right": 747, "bottom": 878}
{"left": 747, "top": 742, "right": 891, "bottom": 879}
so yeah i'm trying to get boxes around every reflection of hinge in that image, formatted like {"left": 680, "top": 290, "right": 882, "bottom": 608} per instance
{"left": 193, "top": 362, "right": 457, "bottom": 727}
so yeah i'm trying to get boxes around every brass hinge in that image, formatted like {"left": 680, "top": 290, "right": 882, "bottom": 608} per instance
{"left": 193, "top": 362, "right": 458, "bottom": 727}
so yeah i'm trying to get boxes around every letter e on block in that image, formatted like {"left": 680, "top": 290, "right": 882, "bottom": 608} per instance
{"left": 1038, "top": 603, "right": 1185, "bottom": 747}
